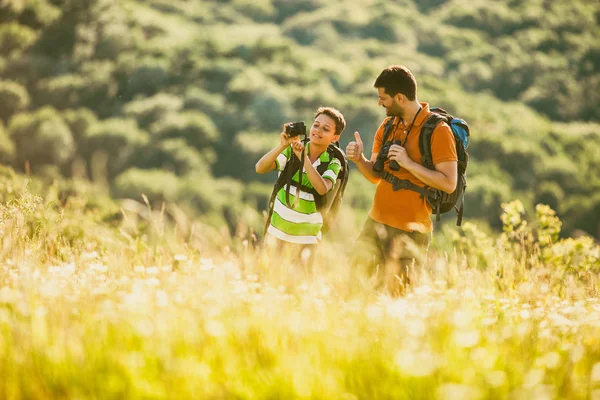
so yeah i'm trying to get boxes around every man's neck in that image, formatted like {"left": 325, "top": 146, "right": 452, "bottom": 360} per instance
{"left": 399, "top": 100, "right": 422, "bottom": 124}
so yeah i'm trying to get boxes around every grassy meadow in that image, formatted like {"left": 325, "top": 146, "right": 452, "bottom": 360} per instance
{"left": 0, "top": 174, "right": 599, "bottom": 400}
{"left": 1, "top": 0, "right": 600, "bottom": 398}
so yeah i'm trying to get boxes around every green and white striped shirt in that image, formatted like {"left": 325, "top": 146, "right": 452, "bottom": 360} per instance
{"left": 268, "top": 144, "right": 341, "bottom": 244}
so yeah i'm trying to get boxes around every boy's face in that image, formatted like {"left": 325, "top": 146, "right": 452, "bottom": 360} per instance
{"left": 310, "top": 113, "right": 338, "bottom": 145}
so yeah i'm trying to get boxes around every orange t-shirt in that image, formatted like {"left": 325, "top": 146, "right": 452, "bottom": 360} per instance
{"left": 369, "top": 102, "right": 457, "bottom": 233}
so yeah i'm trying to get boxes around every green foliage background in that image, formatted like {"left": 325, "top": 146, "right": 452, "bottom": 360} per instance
{"left": 0, "top": 0, "right": 599, "bottom": 238}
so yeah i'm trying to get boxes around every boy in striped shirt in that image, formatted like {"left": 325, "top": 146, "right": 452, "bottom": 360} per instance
{"left": 255, "top": 107, "right": 346, "bottom": 252}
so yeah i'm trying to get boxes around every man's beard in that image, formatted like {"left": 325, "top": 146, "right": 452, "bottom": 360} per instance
{"left": 386, "top": 104, "right": 405, "bottom": 118}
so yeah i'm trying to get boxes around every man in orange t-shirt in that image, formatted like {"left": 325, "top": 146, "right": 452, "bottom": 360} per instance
{"left": 346, "top": 65, "right": 458, "bottom": 293}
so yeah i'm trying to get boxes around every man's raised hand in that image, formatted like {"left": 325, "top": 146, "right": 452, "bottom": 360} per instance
{"left": 346, "top": 131, "right": 364, "bottom": 162}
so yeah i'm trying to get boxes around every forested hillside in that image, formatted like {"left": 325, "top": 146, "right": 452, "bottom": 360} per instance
{"left": 0, "top": 0, "right": 599, "bottom": 238}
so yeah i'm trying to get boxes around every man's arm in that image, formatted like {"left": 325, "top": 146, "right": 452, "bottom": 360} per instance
{"left": 346, "top": 131, "right": 381, "bottom": 184}
{"left": 395, "top": 158, "right": 457, "bottom": 193}
{"left": 388, "top": 122, "right": 458, "bottom": 193}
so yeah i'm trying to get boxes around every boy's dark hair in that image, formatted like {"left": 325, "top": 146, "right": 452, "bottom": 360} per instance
{"left": 373, "top": 65, "right": 417, "bottom": 101}
{"left": 315, "top": 106, "right": 346, "bottom": 136}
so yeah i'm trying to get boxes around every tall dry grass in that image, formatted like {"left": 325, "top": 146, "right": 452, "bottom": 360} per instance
{"left": 0, "top": 179, "right": 599, "bottom": 399}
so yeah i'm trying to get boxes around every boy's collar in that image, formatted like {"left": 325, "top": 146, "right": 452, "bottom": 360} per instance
{"left": 306, "top": 141, "right": 331, "bottom": 161}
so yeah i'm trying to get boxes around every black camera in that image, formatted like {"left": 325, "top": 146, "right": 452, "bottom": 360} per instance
{"left": 285, "top": 121, "right": 306, "bottom": 138}
{"left": 372, "top": 140, "right": 401, "bottom": 172}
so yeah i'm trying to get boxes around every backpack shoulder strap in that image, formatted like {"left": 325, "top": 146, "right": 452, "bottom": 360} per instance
{"left": 316, "top": 143, "right": 345, "bottom": 173}
{"left": 311, "top": 143, "right": 346, "bottom": 211}
{"left": 419, "top": 113, "right": 445, "bottom": 170}
{"left": 326, "top": 143, "right": 349, "bottom": 190}
{"left": 382, "top": 116, "right": 396, "bottom": 144}
{"left": 263, "top": 151, "right": 300, "bottom": 237}
{"left": 319, "top": 143, "right": 349, "bottom": 234}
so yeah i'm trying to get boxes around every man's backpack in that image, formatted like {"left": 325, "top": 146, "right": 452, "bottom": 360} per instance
{"left": 419, "top": 107, "right": 470, "bottom": 226}
{"left": 381, "top": 107, "right": 470, "bottom": 226}
{"left": 264, "top": 142, "right": 349, "bottom": 237}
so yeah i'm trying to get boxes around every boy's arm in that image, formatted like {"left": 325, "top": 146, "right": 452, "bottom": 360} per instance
{"left": 289, "top": 141, "right": 333, "bottom": 195}
{"left": 255, "top": 132, "right": 296, "bottom": 174}
{"left": 303, "top": 156, "right": 333, "bottom": 195}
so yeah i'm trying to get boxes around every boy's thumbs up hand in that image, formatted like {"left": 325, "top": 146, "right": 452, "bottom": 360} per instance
{"left": 346, "top": 131, "right": 364, "bottom": 162}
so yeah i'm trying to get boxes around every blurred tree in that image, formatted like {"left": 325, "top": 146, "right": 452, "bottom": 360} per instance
{"left": 1, "top": 0, "right": 598, "bottom": 237}
{"left": 8, "top": 107, "right": 75, "bottom": 170}
{"left": 133, "top": 138, "right": 210, "bottom": 176}
{"left": 466, "top": 176, "right": 514, "bottom": 229}
{"left": 231, "top": 131, "right": 278, "bottom": 182}
{"left": 441, "top": 2, "right": 521, "bottom": 36}
{"left": 35, "top": 62, "right": 117, "bottom": 115}
{"left": 0, "top": 23, "right": 37, "bottom": 56}
{"left": 0, "top": 0, "right": 26, "bottom": 23}
{"left": 197, "top": 59, "right": 246, "bottom": 93}
{"left": 242, "top": 181, "right": 272, "bottom": 211}
{"left": 0, "top": 80, "right": 30, "bottom": 122}
{"left": 534, "top": 181, "right": 564, "bottom": 213}
{"left": 0, "top": 122, "right": 15, "bottom": 165}
{"left": 150, "top": 111, "right": 219, "bottom": 150}
{"left": 1, "top": 53, "right": 55, "bottom": 85}
{"left": 562, "top": 193, "right": 600, "bottom": 239}
{"left": 124, "top": 93, "right": 183, "bottom": 129}
{"left": 178, "top": 175, "right": 223, "bottom": 215}
{"left": 340, "top": 99, "right": 381, "bottom": 145}
{"left": 231, "top": 0, "right": 276, "bottom": 22}
{"left": 183, "top": 88, "right": 226, "bottom": 116}
{"left": 62, "top": 108, "right": 99, "bottom": 144}
{"left": 31, "top": 0, "right": 95, "bottom": 57}
{"left": 121, "top": 58, "right": 170, "bottom": 99}
{"left": 81, "top": 118, "right": 148, "bottom": 180}
{"left": 415, "top": 0, "right": 447, "bottom": 13}
{"left": 113, "top": 168, "right": 181, "bottom": 205}
{"left": 35, "top": 74, "right": 86, "bottom": 109}
{"left": 273, "top": 0, "right": 324, "bottom": 22}
{"left": 16, "top": 0, "right": 61, "bottom": 29}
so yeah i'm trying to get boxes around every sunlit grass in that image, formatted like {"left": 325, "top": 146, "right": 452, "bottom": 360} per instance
{"left": 0, "top": 185, "right": 599, "bottom": 399}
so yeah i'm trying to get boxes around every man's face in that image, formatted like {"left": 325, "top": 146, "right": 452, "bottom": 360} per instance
{"left": 310, "top": 113, "right": 338, "bottom": 145}
{"left": 377, "top": 87, "right": 403, "bottom": 117}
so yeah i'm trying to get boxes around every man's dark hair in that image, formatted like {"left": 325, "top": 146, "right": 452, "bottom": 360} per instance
{"left": 373, "top": 65, "right": 417, "bottom": 101}
{"left": 315, "top": 106, "right": 346, "bottom": 136}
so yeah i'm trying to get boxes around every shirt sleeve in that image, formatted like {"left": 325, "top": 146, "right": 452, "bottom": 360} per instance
{"left": 321, "top": 157, "right": 341, "bottom": 185}
{"left": 431, "top": 122, "right": 458, "bottom": 165}
{"left": 275, "top": 146, "right": 292, "bottom": 171}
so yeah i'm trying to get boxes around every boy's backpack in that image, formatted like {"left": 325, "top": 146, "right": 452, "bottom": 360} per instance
{"left": 419, "top": 107, "right": 470, "bottom": 226}
{"left": 264, "top": 142, "right": 350, "bottom": 237}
